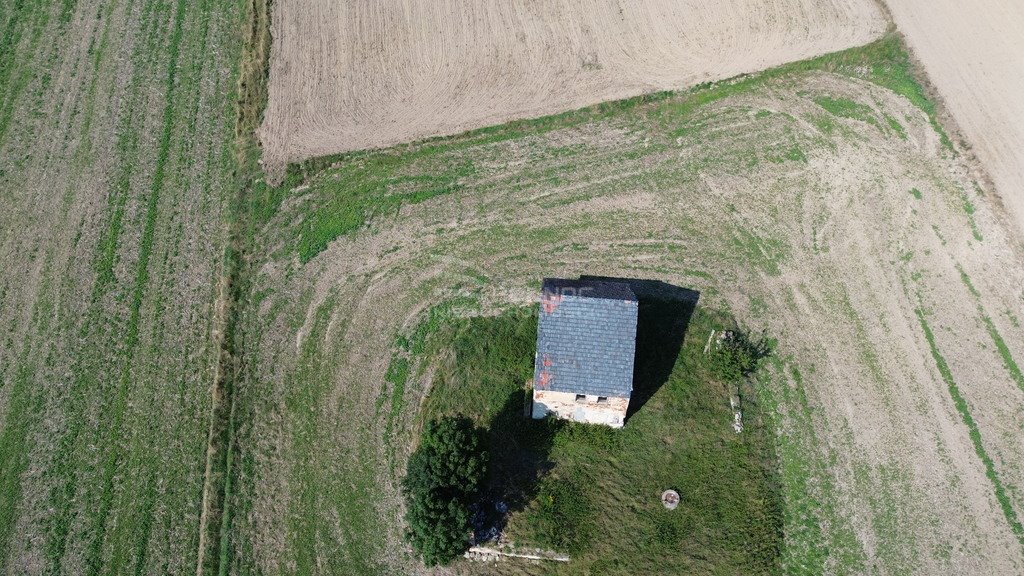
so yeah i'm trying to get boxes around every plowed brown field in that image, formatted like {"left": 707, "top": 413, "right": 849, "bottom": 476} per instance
{"left": 883, "top": 0, "right": 1024, "bottom": 235}
{"left": 258, "top": 0, "right": 886, "bottom": 171}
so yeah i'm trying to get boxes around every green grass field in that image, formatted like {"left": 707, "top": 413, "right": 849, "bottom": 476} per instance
{"left": 420, "top": 306, "right": 782, "bottom": 575}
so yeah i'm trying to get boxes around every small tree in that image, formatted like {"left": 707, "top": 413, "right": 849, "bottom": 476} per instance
{"left": 402, "top": 415, "right": 488, "bottom": 566}
{"left": 709, "top": 329, "right": 772, "bottom": 382}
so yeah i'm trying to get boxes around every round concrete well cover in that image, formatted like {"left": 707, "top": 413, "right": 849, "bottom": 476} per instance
{"left": 661, "top": 489, "right": 680, "bottom": 510}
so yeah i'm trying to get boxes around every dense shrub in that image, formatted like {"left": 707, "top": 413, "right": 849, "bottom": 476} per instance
{"left": 708, "top": 329, "right": 772, "bottom": 382}
{"left": 402, "top": 415, "right": 488, "bottom": 566}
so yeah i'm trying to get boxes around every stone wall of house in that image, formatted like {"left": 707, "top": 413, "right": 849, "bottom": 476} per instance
{"left": 531, "top": 389, "right": 629, "bottom": 428}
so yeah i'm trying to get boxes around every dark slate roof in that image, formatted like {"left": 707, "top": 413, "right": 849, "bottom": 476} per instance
{"left": 541, "top": 278, "right": 637, "bottom": 302}
{"left": 534, "top": 278, "right": 638, "bottom": 398}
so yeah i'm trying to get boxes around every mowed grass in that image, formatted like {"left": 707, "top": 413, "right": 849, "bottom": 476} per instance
{"left": 258, "top": 34, "right": 952, "bottom": 266}
{"left": 420, "top": 307, "right": 783, "bottom": 575}
{"left": 229, "top": 29, "right": 1021, "bottom": 575}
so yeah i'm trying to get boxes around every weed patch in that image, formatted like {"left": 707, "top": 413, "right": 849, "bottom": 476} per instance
{"left": 885, "top": 114, "right": 908, "bottom": 139}
{"left": 813, "top": 96, "right": 880, "bottom": 129}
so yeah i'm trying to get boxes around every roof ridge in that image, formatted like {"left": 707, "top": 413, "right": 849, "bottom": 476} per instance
{"left": 541, "top": 277, "right": 636, "bottom": 301}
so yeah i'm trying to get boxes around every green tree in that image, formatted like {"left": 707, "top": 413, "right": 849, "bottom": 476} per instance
{"left": 709, "top": 329, "right": 772, "bottom": 382}
{"left": 402, "top": 415, "right": 488, "bottom": 566}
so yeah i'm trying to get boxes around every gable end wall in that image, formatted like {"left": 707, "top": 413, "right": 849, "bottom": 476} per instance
{"left": 532, "top": 389, "right": 628, "bottom": 428}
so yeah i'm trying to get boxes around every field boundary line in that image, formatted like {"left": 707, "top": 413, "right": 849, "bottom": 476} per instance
{"left": 194, "top": 0, "right": 274, "bottom": 571}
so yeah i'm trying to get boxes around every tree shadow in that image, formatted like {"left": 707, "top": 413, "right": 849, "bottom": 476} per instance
{"left": 581, "top": 276, "right": 700, "bottom": 421}
{"left": 473, "top": 388, "right": 563, "bottom": 541}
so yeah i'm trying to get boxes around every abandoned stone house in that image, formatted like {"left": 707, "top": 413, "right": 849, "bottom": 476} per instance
{"left": 531, "top": 277, "right": 638, "bottom": 428}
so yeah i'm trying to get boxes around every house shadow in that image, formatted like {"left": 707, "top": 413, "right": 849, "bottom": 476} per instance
{"left": 581, "top": 276, "right": 700, "bottom": 421}
{"left": 475, "top": 388, "right": 562, "bottom": 540}
{"left": 472, "top": 277, "right": 697, "bottom": 540}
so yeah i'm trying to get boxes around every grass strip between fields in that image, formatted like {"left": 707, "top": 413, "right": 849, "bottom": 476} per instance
{"left": 260, "top": 34, "right": 953, "bottom": 266}
{"left": 196, "top": 0, "right": 276, "bottom": 572}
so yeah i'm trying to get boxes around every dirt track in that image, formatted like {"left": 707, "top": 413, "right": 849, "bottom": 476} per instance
{"left": 258, "top": 0, "right": 886, "bottom": 172}
{"left": 883, "top": 0, "right": 1024, "bottom": 236}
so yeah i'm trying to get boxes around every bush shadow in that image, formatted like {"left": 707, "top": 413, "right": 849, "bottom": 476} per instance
{"left": 581, "top": 276, "right": 700, "bottom": 421}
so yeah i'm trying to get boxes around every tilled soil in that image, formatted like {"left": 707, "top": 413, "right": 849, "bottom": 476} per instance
{"left": 883, "top": 0, "right": 1024, "bottom": 237}
{"left": 258, "top": 0, "right": 886, "bottom": 173}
